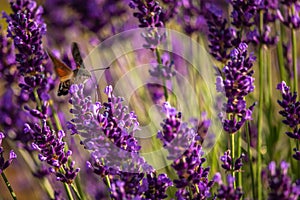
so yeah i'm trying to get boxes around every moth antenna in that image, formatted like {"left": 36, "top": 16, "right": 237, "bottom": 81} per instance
{"left": 89, "top": 67, "right": 110, "bottom": 72}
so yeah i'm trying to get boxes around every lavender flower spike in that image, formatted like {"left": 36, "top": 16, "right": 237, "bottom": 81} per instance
{"left": 25, "top": 118, "right": 79, "bottom": 184}
{"left": 217, "top": 42, "right": 256, "bottom": 133}
{"left": 265, "top": 161, "right": 300, "bottom": 199}
{"left": 3, "top": 0, "right": 55, "bottom": 101}
{"left": 0, "top": 132, "right": 17, "bottom": 174}
{"left": 129, "top": 0, "right": 166, "bottom": 50}
{"left": 214, "top": 173, "right": 243, "bottom": 200}
{"left": 277, "top": 81, "right": 300, "bottom": 160}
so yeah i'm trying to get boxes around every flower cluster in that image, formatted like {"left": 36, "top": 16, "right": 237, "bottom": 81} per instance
{"left": 220, "top": 150, "right": 246, "bottom": 172}
{"left": 205, "top": 4, "right": 238, "bottom": 63}
{"left": 129, "top": 0, "right": 165, "bottom": 28}
{"left": 68, "top": 84, "right": 152, "bottom": 174}
{"left": 214, "top": 173, "right": 243, "bottom": 200}
{"left": 264, "top": 161, "right": 300, "bottom": 199}
{"left": 109, "top": 171, "right": 172, "bottom": 199}
{"left": 0, "top": 26, "right": 16, "bottom": 83}
{"left": 149, "top": 53, "right": 176, "bottom": 79}
{"left": 24, "top": 104, "right": 79, "bottom": 183}
{"left": 246, "top": 0, "right": 279, "bottom": 46}
{"left": 277, "top": 1, "right": 300, "bottom": 29}
{"left": 69, "top": 84, "right": 173, "bottom": 198}
{"left": 158, "top": 103, "right": 215, "bottom": 199}
{"left": 217, "top": 42, "right": 256, "bottom": 133}
{"left": 3, "top": 0, "right": 54, "bottom": 101}
{"left": 229, "top": 0, "right": 261, "bottom": 29}
{"left": 0, "top": 28, "right": 35, "bottom": 149}
{"left": 157, "top": 102, "right": 194, "bottom": 159}
{"left": 277, "top": 81, "right": 300, "bottom": 160}
{"left": 0, "top": 132, "right": 17, "bottom": 174}
{"left": 129, "top": 0, "right": 166, "bottom": 50}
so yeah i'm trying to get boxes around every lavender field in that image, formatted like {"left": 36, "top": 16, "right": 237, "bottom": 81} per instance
{"left": 0, "top": 0, "right": 300, "bottom": 199}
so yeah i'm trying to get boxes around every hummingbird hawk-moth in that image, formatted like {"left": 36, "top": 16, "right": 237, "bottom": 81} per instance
{"left": 47, "top": 42, "right": 108, "bottom": 96}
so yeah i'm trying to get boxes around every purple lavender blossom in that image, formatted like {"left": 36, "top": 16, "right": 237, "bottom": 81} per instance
{"left": 229, "top": 0, "right": 261, "bottom": 29}
{"left": 205, "top": 4, "right": 238, "bottom": 63}
{"left": 0, "top": 132, "right": 17, "bottom": 174}
{"left": 277, "top": 81, "right": 300, "bottom": 131}
{"left": 277, "top": 1, "right": 300, "bottom": 29}
{"left": 149, "top": 53, "right": 176, "bottom": 79}
{"left": 220, "top": 150, "right": 246, "bottom": 172}
{"left": 147, "top": 83, "right": 166, "bottom": 105}
{"left": 0, "top": 26, "right": 36, "bottom": 150}
{"left": 3, "top": 0, "right": 55, "bottom": 101}
{"left": 293, "top": 148, "right": 300, "bottom": 160}
{"left": 69, "top": 84, "right": 152, "bottom": 176}
{"left": 69, "top": 84, "right": 173, "bottom": 198}
{"left": 217, "top": 43, "right": 256, "bottom": 133}
{"left": 173, "top": 143, "right": 215, "bottom": 199}
{"left": 246, "top": 0, "right": 279, "bottom": 46}
{"left": 109, "top": 171, "right": 172, "bottom": 199}
{"left": 129, "top": 0, "right": 165, "bottom": 28}
{"left": 178, "top": 0, "right": 205, "bottom": 35}
{"left": 25, "top": 119, "right": 79, "bottom": 184}
{"left": 246, "top": 25, "right": 278, "bottom": 46}
{"left": 214, "top": 173, "right": 243, "bottom": 200}
{"left": 141, "top": 172, "right": 172, "bottom": 199}
{"left": 277, "top": 81, "right": 300, "bottom": 160}
{"left": 0, "top": 26, "right": 16, "bottom": 83}
{"left": 157, "top": 102, "right": 194, "bottom": 159}
{"left": 129, "top": 0, "right": 166, "bottom": 50}
{"left": 264, "top": 161, "right": 300, "bottom": 199}
{"left": 158, "top": 103, "right": 215, "bottom": 199}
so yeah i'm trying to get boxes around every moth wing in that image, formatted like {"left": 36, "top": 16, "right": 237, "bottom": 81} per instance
{"left": 71, "top": 42, "right": 85, "bottom": 69}
{"left": 46, "top": 49, "right": 74, "bottom": 81}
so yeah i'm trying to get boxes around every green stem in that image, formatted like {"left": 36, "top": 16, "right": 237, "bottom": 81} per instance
{"left": 49, "top": 100, "right": 63, "bottom": 131}
{"left": 275, "top": 20, "right": 287, "bottom": 82}
{"left": 101, "top": 158, "right": 112, "bottom": 196}
{"left": 291, "top": 3, "right": 300, "bottom": 179}
{"left": 33, "top": 88, "right": 42, "bottom": 111}
{"left": 155, "top": 48, "right": 169, "bottom": 101}
{"left": 257, "top": 10, "right": 264, "bottom": 200}
{"left": 237, "top": 130, "right": 242, "bottom": 189}
{"left": 246, "top": 122, "right": 256, "bottom": 199}
{"left": 1, "top": 172, "right": 17, "bottom": 200}
{"left": 63, "top": 183, "right": 74, "bottom": 200}
{"left": 267, "top": 50, "right": 272, "bottom": 106}
{"left": 292, "top": 4, "right": 298, "bottom": 95}
{"left": 74, "top": 176, "right": 86, "bottom": 200}
{"left": 230, "top": 133, "right": 236, "bottom": 188}
{"left": 70, "top": 184, "right": 82, "bottom": 200}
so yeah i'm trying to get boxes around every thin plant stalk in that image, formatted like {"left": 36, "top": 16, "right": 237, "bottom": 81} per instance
{"left": 155, "top": 48, "right": 169, "bottom": 101}
{"left": 257, "top": 9, "right": 264, "bottom": 200}
{"left": 246, "top": 122, "right": 256, "bottom": 199}
{"left": 291, "top": 4, "right": 298, "bottom": 95}
{"left": 291, "top": 3, "right": 300, "bottom": 178}
{"left": 70, "top": 184, "right": 82, "bottom": 200}
{"left": 267, "top": 49, "right": 272, "bottom": 106}
{"left": 1, "top": 172, "right": 17, "bottom": 200}
{"left": 275, "top": 20, "right": 287, "bottom": 82}
{"left": 237, "top": 130, "right": 242, "bottom": 189}
{"left": 63, "top": 182, "right": 74, "bottom": 200}
{"left": 230, "top": 133, "right": 236, "bottom": 188}
{"left": 74, "top": 175, "right": 86, "bottom": 200}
